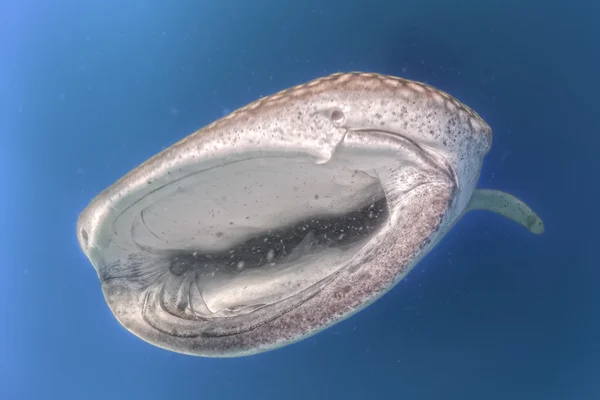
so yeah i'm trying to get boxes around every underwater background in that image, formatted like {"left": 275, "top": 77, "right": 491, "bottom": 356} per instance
{"left": 3, "top": 0, "right": 599, "bottom": 399}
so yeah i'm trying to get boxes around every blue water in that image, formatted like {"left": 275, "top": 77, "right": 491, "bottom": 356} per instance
{"left": 3, "top": 0, "right": 599, "bottom": 399}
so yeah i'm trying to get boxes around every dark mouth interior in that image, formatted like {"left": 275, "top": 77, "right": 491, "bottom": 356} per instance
{"left": 169, "top": 197, "right": 387, "bottom": 276}
{"left": 156, "top": 195, "right": 389, "bottom": 319}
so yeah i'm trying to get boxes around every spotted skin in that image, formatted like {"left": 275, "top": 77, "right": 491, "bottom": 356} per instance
{"left": 78, "top": 72, "right": 506, "bottom": 357}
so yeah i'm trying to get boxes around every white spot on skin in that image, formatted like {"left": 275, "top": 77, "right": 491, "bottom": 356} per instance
{"left": 470, "top": 118, "right": 482, "bottom": 132}
{"left": 398, "top": 88, "right": 414, "bottom": 99}
{"left": 385, "top": 79, "right": 401, "bottom": 88}
{"left": 407, "top": 82, "right": 426, "bottom": 93}
{"left": 248, "top": 101, "right": 263, "bottom": 110}
{"left": 335, "top": 74, "right": 353, "bottom": 84}
{"left": 431, "top": 92, "right": 445, "bottom": 105}
{"left": 269, "top": 94, "right": 284, "bottom": 101}
{"left": 293, "top": 88, "right": 309, "bottom": 97}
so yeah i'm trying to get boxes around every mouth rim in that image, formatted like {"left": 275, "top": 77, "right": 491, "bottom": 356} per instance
{"left": 78, "top": 125, "right": 461, "bottom": 357}
{"left": 93, "top": 150, "right": 394, "bottom": 337}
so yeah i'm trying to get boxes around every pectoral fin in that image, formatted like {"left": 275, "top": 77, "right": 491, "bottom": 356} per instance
{"left": 466, "top": 189, "right": 544, "bottom": 234}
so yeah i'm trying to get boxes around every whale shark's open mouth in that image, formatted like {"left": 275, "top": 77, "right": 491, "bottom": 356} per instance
{"left": 99, "top": 149, "right": 395, "bottom": 337}
{"left": 78, "top": 72, "right": 498, "bottom": 357}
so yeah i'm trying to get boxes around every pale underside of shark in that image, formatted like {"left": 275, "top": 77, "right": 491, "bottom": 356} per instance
{"left": 77, "top": 72, "right": 543, "bottom": 357}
